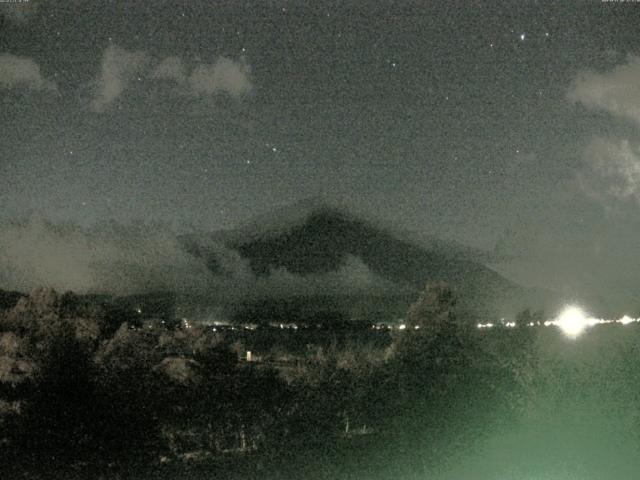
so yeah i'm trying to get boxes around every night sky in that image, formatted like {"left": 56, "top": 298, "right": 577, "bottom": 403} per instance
{"left": 2, "top": 1, "right": 640, "bottom": 310}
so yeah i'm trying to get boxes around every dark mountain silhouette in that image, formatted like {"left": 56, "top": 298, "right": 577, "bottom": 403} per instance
{"left": 0, "top": 201, "right": 554, "bottom": 324}
{"left": 232, "top": 206, "right": 504, "bottom": 286}
{"left": 182, "top": 200, "right": 554, "bottom": 320}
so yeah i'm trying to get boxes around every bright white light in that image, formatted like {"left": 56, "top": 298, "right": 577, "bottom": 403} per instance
{"left": 475, "top": 309, "right": 639, "bottom": 332}
{"left": 477, "top": 323, "right": 494, "bottom": 329}
{"left": 556, "top": 306, "right": 588, "bottom": 338}
{"left": 620, "top": 315, "right": 635, "bottom": 325}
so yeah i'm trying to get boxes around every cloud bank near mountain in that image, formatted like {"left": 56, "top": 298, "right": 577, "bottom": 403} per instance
{"left": 0, "top": 216, "right": 392, "bottom": 300}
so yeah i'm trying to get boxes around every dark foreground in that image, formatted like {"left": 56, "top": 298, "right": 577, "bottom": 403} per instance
{"left": 4, "top": 288, "right": 640, "bottom": 479}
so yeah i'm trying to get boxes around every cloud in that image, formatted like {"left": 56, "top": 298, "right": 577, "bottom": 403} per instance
{"left": 579, "top": 137, "right": 640, "bottom": 203}
{"left": 150, "top": 55, "right": 186, "bottom": 83}
{"left": 0, "top": 217, "right": 218, "bottom": 295}
{"left": 0, "top": 217, "right": 390, "bottom": 302}
{"left": 0, "top": 53, "right": 57, "bottom": 92}
{"left": 189, "top": 57, "right": 252, "bottom": 97}
{"left": 90, "top": 47, "right": 252, "bottom": 111}
{"left": 90, "top": 45, "right": 150, "bottom": 112}
{"left": 568, "top": 55, "right": 640, "bottom": 126}
{"left": 253, "top": 255, "right": 398, "bottom": 298}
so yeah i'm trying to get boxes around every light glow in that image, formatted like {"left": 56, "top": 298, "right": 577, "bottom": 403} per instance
{"left": 555, "top": 306, "right": 588, "bottom": 338}
{"left": 475, "top": 307, "right": 640, "bottom": 334}
{"left": 620, "top": 315, "right": 634, "bottom": 325}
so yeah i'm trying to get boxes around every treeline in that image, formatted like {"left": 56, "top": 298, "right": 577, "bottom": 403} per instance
{"left": 0, "top": 284, "right": 538, "bottom": 478}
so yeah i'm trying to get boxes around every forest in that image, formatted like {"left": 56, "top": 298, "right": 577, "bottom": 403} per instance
{"left": 2, "top": 284, "right": 640, "bottom": 479}
{"left": 0, "top": 283, "right": 538, "bottom": 479}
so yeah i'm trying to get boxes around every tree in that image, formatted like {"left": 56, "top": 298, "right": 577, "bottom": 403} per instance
{"left": 407, "top": 281, "right": 457, "bottom": 330}
{"left": 393, "top": 282, "right": 468, "bottom": 377}
{"left": 515, "top": 307, "right": 544, "bottom": 327}
{"left": 389, "top": 282, "right": 537, "bottom": 474}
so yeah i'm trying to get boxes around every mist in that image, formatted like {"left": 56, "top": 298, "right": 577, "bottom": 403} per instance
{"left": 0, "top": 216, "right": 218, "bottom": 295}
{"left": 0, "top": 215, "right": 396, "bottom": 301}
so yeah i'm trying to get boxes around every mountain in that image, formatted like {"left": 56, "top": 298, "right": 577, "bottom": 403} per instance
{"left": 211, "top": 198, "right": 492, "bottom": 265}
{"left": 0, "top": 201, "right": 554, "bottom": 324}
{"left": 181, "top": 200, "right": 554, "bottom": 322}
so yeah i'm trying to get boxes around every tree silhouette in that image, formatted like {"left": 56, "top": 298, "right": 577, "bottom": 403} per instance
{"left": 407, "top": 281, "right": 457, "bottom": 330}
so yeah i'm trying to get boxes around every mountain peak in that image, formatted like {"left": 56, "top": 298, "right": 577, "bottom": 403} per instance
{"left": 230, "top": 197, "right": 367, "bottom": 243}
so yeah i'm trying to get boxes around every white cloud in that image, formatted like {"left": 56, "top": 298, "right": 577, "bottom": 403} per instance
{"left": 0, "top": 53, "right": 57, "bottom": 92}
{"left": 579, "top": 137, "right": 640, "bottom": 203}
{"left": 0, "top": 216, "right": 398, "bottom": 301}
{"left": 189, "top": 57, "right": 252, "bottom": 97}
{"left": 90, "top": 47, "right": 252, "bottom": 111}
{"left": 253, "top": 255, "right": 396, "bottom": 298}
{"left": 0, "top": 217, "right": 217, "bottom": 295}
{"left": 90, "top": 45, "right": 150, "bottom": 112}
{"left": 568, "top": 55, "right": 640, "bottom": 126}
{"left": 150, "top": 55, "right": 186, "bottom": 83}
